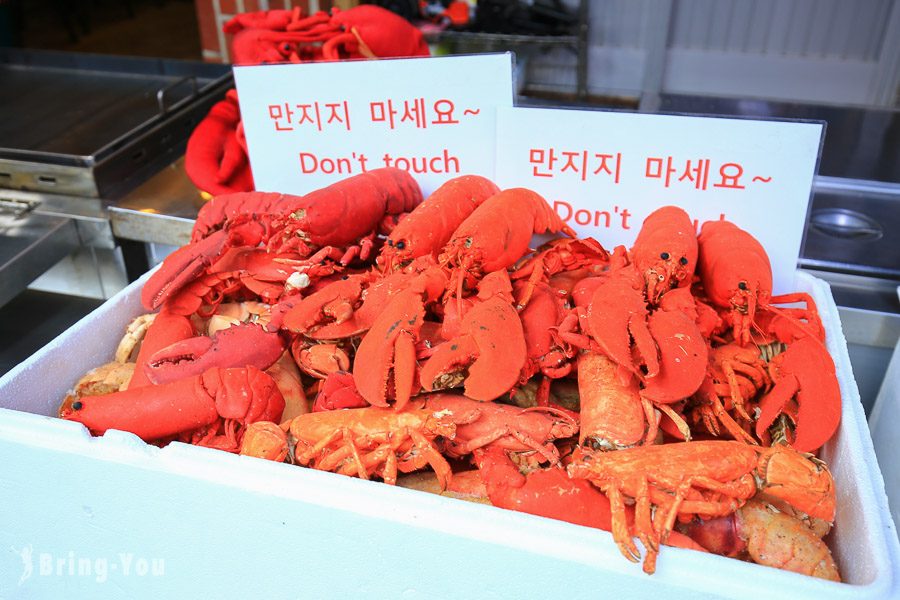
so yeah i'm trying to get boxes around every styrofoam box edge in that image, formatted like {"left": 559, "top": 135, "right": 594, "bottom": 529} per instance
{"left": 0, "top": 270, "right": 897, "bottom": 598}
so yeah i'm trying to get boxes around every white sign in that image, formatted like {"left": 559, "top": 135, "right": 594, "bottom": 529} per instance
{"left": 234, "top": 54, "right": 514, "bottom": 197}
{"left": 495, "top": 107, "right": 823, "bottom": 294}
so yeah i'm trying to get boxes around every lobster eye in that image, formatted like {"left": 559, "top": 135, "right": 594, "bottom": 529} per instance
{"left": 738, "top": 281, "right": 748, "bottom": 291}
{"left": 680, "top": 257, "right": 689, "bottom": 265}
{"left": 72, "top": 401, "right": 83, "bottom": 411}
{"left": 660, "top": 252, "right": 670, "bottom": 260}
{"left": 396, "top": 241, "right": 406, "bottom": 250}
{"left": 387, "top": 240, "right": 394, "bottom": 247}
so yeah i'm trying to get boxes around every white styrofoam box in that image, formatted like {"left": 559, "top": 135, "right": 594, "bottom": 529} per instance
{"left": 0, "top": 271, "right": 898, "bottom": 599}
{"left": 870, "top": 338, "right": 900, "bottom": 544}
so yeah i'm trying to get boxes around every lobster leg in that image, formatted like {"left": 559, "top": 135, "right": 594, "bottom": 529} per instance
{"left": 693, "top": 379, "right": 757, "bottom": 444}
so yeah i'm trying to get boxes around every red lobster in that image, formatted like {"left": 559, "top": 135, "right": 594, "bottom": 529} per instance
{"left": 60, "top": 366, "right": 285, "bottom": 452}
{"left": 578, "top": 207, "right": 708, "bottom": 445}
{"left": 142, "top": 168, "right": 423, "bottom": 311}
{"left": 439, "top": 187, "right": 577, "bottom": 304}
{"left": 225, "top": 5, "right": 430, "bottom": 64}
{"left": 378, "top": 174, "right": 500, "bottom": 272}
{"left": 184, "top": 90, "right": 253, "bottom": 196}
{"left": 418, "top": 270, "right": 528, "bottom": 402}
{"left": 696, "top": 219, "right": 823, "bottom": 346}
{"left": 695, "top": 220, "right": 839, "bottom": 451}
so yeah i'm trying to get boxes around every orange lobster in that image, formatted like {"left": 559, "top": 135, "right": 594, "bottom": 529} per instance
{"left": 470, "top": 447, "right": 707, "bottom": 554}
{"left": 285, "top": 404, "right": 464, "bottom": 488}
{"left": 566, "top": 441, "right": 835, "bottom": 574}
{"left": 422, "top": 393, "right": 578, "bottom": 464}
{"left": 682, "top": 497, "right": 840, "bottom": 581}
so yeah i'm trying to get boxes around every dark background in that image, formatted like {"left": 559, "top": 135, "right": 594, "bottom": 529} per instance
{"left": 0, "top": 0, "right": 202, "bottom": 59}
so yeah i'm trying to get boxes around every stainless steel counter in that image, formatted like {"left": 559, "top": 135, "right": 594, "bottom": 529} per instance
{"left": 107, "top": 157, "right": 201, "bottom": 248}
{"left": 0, "top": 210, "right": 78, "bottom": 308}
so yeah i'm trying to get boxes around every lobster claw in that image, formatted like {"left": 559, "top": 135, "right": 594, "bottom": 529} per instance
{"left": 639, "top": 309, "right": 708, "bottom": 403}
{"left": 127, "top": 308, "right": 195, "bottom": 389}
{"left": 755, "top": 444, "right": 836, "bottom": 524}
{"left": 351, "top": 297, "right": 422, "bottom": 409}
{"left": 142, "top": 230, "right": 229, "bottom": 310}
{"left": 145, "top": 322, "right": 286, "bottom": 385}
{"left": 60, "top": 366, "right": 285, "bottom": 446}
{"left": 282, "top": 274, "right": 372, "bottom": 338}
{"left": 312, "top": 371, "right": 369, "bottom": 412}
{"left": 585, "top": 270, "right": 659, "bottom": 380}
{"left": 419, "top": 271, "right": 526, "bottom": 402}
{"left": 352, "top": 268, "right": 447, "bottom": 410}
{"left": 755, "top": 337, "right": 841, "bottom": 453}
{"left": 291, "top": 340, "right": 351, "bottom": 379}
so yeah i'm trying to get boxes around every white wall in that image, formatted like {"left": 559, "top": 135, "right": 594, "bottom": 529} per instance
{"left": 526, "top": 0, "right": 900, "bottom": 106}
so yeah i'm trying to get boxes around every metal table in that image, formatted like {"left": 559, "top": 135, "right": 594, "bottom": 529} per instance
{"left": 0, "top": 49, "right": 231, "bottom": 305}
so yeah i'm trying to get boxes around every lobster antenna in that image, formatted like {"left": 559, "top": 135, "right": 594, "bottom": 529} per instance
{"left": 760, "top": 302, "right": 828, "bottom": 352}
{"left": 522, "top": 405, "right": 578, "bottom": 429}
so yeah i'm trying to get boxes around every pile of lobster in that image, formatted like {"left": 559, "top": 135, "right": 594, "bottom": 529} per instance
{"left": 59, "top": 169, "right": 843, "bottom": 581}
{"left": 185, "top": 5, "right": 430, "bottom": 196}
